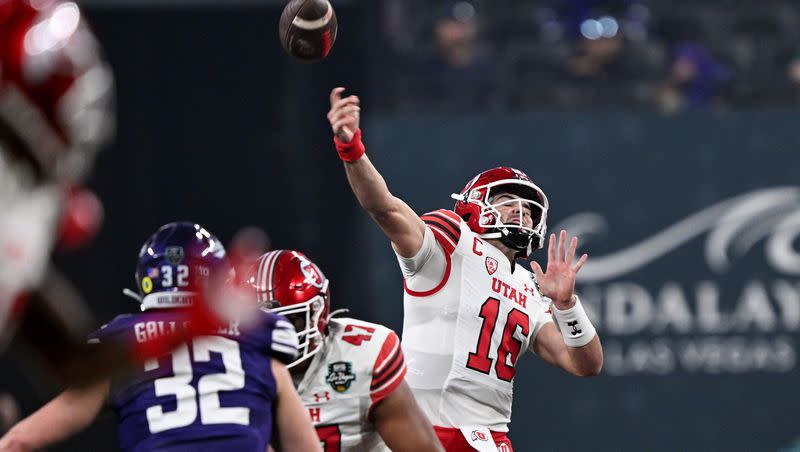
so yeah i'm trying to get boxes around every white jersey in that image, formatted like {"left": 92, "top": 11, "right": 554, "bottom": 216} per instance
{"left": 397, "top": 209, "right": 553, "bottom": 432}
{"left": 296, "top": 317, "right": 407, "bottom": 451}
{"left": 0, "top": 154, "right": 60, "bottom": 347}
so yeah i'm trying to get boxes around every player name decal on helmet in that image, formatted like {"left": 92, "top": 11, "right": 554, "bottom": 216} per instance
{"left": 325, "top": 361, "right": 356, "bottom": 393}
{"left": 155, "top": 293, "right": 195, "bottom": 306}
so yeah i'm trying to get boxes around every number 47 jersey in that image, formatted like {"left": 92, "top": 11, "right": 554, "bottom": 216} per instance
{"left": 398, "top": 210, "right": 554, "bottom": 432}
{"left": 295, "top": 317, "right": 407, "bottom": 452}
{"left": 88, "top": 308, "right": 298, "bottom": 452}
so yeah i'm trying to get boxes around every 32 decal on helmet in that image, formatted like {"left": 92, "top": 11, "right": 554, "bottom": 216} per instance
{"left": 134, "top": 222, "right": 228, "bottom": 310}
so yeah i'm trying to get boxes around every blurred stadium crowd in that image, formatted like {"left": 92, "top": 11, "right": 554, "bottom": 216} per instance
{"left": 377, "top": 0, "right": 800, "bottom": 112}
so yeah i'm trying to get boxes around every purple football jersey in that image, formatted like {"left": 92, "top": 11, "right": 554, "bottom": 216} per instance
{"left": 88, "top": 309, "right": 297, "bottom": 452}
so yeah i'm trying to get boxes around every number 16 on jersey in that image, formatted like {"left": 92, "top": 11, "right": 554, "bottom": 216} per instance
{"left": 466, "top": 297, "right": 530, "bottom": 382}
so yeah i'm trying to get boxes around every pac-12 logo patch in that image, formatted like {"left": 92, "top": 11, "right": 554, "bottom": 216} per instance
{"left": 485, "top": 257, "right": 498, "bottom": 275}
{"left": 326, "top": 361, "right": 356, "bottom": 393}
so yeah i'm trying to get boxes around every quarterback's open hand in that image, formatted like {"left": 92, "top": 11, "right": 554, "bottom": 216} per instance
{"left": 328, "top": 87, "right": 360, "bottom": 143}
{"left": 530, "top": 230, "right": 588, "bottom": 310}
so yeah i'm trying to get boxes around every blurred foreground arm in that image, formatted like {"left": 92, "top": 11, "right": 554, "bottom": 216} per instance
{"left": 15, "top": 269, "right": 135, "bottom": 385}
{"left": 0, "top": 380, "right": 108, "bottom": 452}
{"left": 17, "top": 267, "right": 227, "bottom": 387}
{"left": 271, "top": 359, "right": 322, "bottom": 451}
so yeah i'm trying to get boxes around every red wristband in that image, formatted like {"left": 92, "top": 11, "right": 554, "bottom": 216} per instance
{"left": 334, "top": 128, "right": 366, "bottom": 162}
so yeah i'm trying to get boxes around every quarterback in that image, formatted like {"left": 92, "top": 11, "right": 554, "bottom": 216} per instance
{"left": 327, "top": 87, "right": 603, "bottom": 451}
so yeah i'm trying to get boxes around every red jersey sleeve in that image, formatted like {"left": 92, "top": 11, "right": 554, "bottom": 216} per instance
{"left": 369, "top": 331, "right": 407, "bottom": 413}
{"left": 419, "top": 209, "right": 462, "bottom": 255}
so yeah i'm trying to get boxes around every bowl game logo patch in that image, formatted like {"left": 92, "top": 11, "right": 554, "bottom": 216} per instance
{"left": 165, "top": 246, "right": 184, "bottom": 265}
{"left": 326, "top": 361, "right": 356, "bottom": 392}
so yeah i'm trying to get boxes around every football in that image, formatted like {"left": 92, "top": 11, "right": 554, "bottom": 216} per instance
{"left": 278, "top": 0, "right": 338, "bottom": 61}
